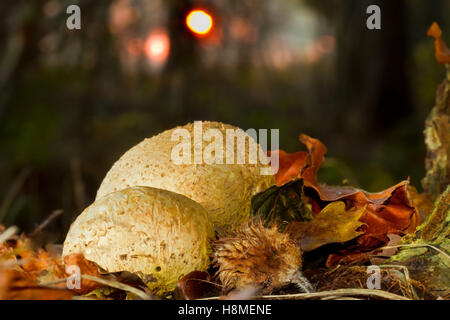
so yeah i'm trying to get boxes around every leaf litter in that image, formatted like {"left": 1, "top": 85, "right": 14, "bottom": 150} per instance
{"left": 0, "top": 22, "right": 449, "bottom": 300}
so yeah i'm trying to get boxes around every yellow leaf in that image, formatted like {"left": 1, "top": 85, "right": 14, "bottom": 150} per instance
{"left": 286, "top": 201, "right": 366, "bottom": 252}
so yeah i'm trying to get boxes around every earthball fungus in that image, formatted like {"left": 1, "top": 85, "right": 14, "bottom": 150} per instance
{"left": 63, "top": 186, "right": 214, "bottom": 296}
{"left": 96, "top": 121, "right": 275, "bottom": 230}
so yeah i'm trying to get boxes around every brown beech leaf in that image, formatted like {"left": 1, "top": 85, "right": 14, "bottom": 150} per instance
{"left": 322, "top": 181, "right": 422, "bottom": 266}
{"left": 407, "top": 185, "right": 434, "bottom": 220}
{"left": 286, "top": 201, "right": 365, "bottom": 252}
{"left": 269, "top": 134, "right": 327, "bottom": 187}
{"left": 63, "top": 253, "right": 102, "bottom": 294}
{"left": 311, "top": 181, "right": 421, "bottom": 242}
{"left": 427, "top": 22, "right": 450, "bottom": 64}
{"left": 174, "top": 271, "right": 216, "bottom": 300}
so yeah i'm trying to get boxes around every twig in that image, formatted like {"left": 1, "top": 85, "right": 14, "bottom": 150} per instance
{"left": 29, "top": 209, "right": 63, "bottom": 237}
{"left": 201, "top": 288, "right": 411, "bottom": 300}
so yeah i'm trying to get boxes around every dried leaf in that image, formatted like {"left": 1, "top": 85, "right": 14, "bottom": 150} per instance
{"left": 63, "top": 253, "right": 102, "bottom": 294}
{"left": 174, "top": 271, "right": 216, "bottom": 300}
{"left": 369, "top": 233, "right": 402, "bottom": 264}
{"left": 0, "top": 268, "right": 72, "bottom": 300}
{"left": 407, "top": 185, "right": 434, "bottom": 220}
{"left": 251, "top": 179, "right": 312, "bottom": 225}
{"left": 286, "top": 201, "right": 365, "bottom": 252}
{"left": 323, "top": 181, "right": 422, "bottom": 266}
{"left": 271, "top": 134, "right": 422, "bottom": 265}
{"left": 427, "top": 22, "right": 450, "bottom": 64}
{"left": 269, "top": 134, "right": 327, "bottom": 187}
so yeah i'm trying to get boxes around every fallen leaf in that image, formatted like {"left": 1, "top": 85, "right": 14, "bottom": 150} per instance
{"left": 0, "top": 268, "right": 72, "bottom": 300}
{"left": 286, "top": 201, "right": 365, "bottom": 252}
{"left": 21, "top": 247, "right": 65, "bottom": 280}
{"left": 324, "top": 181, "right": 422, "bottom": 266}
{"left": 269, "top": 134, "right": 327, "bottom": 187}
{"left": 63, "top": 253, "right": 103, "bottom": 294}
{"left": 251, "top": 179, "right": 313, "bottom": 225}
{"left": 369, "top": 233, "right": 402, "bottom": 265}
{"left": 407, "top": 185, "right": 434, "bottom": 220}
{"left": 270, "top": 134, "right": 422, "bottom": 266}
{"left": 174, "top": 271, "right": 216, "bottom": 300}
{"left": 427, "top": 22, "right": 450, "bottom": 64}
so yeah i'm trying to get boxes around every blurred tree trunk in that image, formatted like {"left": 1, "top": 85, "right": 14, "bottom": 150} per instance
{"left": 160, "top": 0, "right": 198, "bottom": 123}
{"left": 369, "top": 0, "right": 412, "bottom": 132}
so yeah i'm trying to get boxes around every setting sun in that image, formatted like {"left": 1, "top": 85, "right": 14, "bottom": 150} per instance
{"left": 186, "top": 9, "right": 213, "bottom": 36}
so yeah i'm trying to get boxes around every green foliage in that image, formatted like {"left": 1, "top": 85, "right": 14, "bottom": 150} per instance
{"left": 251, "top": 179, "right": 313, "bottom": 226}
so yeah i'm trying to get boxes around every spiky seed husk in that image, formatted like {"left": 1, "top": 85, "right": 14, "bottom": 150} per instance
{"left": 213, "top": 221, "right": 313, "bottom": 294}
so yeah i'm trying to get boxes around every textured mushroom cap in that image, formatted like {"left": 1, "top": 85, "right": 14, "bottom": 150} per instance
{"left": 96, "top": 121, "right": 275, "bottom": 230}
{"left": 63, "top": 186, "right": 214, "bottom": 296}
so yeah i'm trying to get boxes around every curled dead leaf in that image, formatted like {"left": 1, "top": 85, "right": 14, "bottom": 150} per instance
{"left": 427, "top": 22, "right": 450, "bottom": 64}
{"left": 174, "top": 270, "right": 216, "bottom": 300}
{"left": 269, "top": 134, "right": 327, "bottom": 187}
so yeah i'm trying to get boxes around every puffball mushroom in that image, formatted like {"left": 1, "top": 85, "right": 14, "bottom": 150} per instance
{"left": 96, "top": 121, "right": 275, "bottom": 230}
{"left": 63, "top": 186, "right": 214, "bottom": 296}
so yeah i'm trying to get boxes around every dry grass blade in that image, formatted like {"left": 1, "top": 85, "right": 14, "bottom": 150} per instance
{"left": 380, "top": 244, "right": 450, "bottom": 261}
{"left": 201, "top": 288, "right": 411, "bottom": 300}
{"left": 81, "top": 274, "right": 152, "bottom": 300}
{"left": 40, "top": 275, "right": 153, "bottom": 300}
{"left": 321, "top": 295, "right": 362, "bottom": 300}
{"left": 72, "top": 296, "right": 99, "bottom": 300}
{"left": 0, "top": 225, "right": 18, "bottom": 243}
{"left": 377, "top": 265, "right": 419, "bottom": 300}
{"left": 260, "top": 288, "right": 411, "bottom": 300}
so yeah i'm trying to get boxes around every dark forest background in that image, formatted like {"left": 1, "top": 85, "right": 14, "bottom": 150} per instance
{"left": 0, "top": 0, "right": 449, "bottom": 241}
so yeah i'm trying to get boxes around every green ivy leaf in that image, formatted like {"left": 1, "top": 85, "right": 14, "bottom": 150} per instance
{"left": 251, "top": 179, "right": 312, "bottom": 225}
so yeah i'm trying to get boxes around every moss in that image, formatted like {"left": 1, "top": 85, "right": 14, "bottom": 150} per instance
{"left": 389, "top": 186, "right": 450, "bottom": 297}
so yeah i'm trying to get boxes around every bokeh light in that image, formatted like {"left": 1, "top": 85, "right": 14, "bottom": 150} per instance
{"left": 186, "top": 9, "right": 213, "bottom": 36}
{"left": 144, "top": 29, "right": 170, "bottom": 64}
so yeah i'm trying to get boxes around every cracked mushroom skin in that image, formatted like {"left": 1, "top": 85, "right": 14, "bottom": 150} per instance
{"left": 63, "top": 186, "right": 214, "bottom": 296}
{"left": 96, "top": 121, "right": 275, "bottom": 231}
